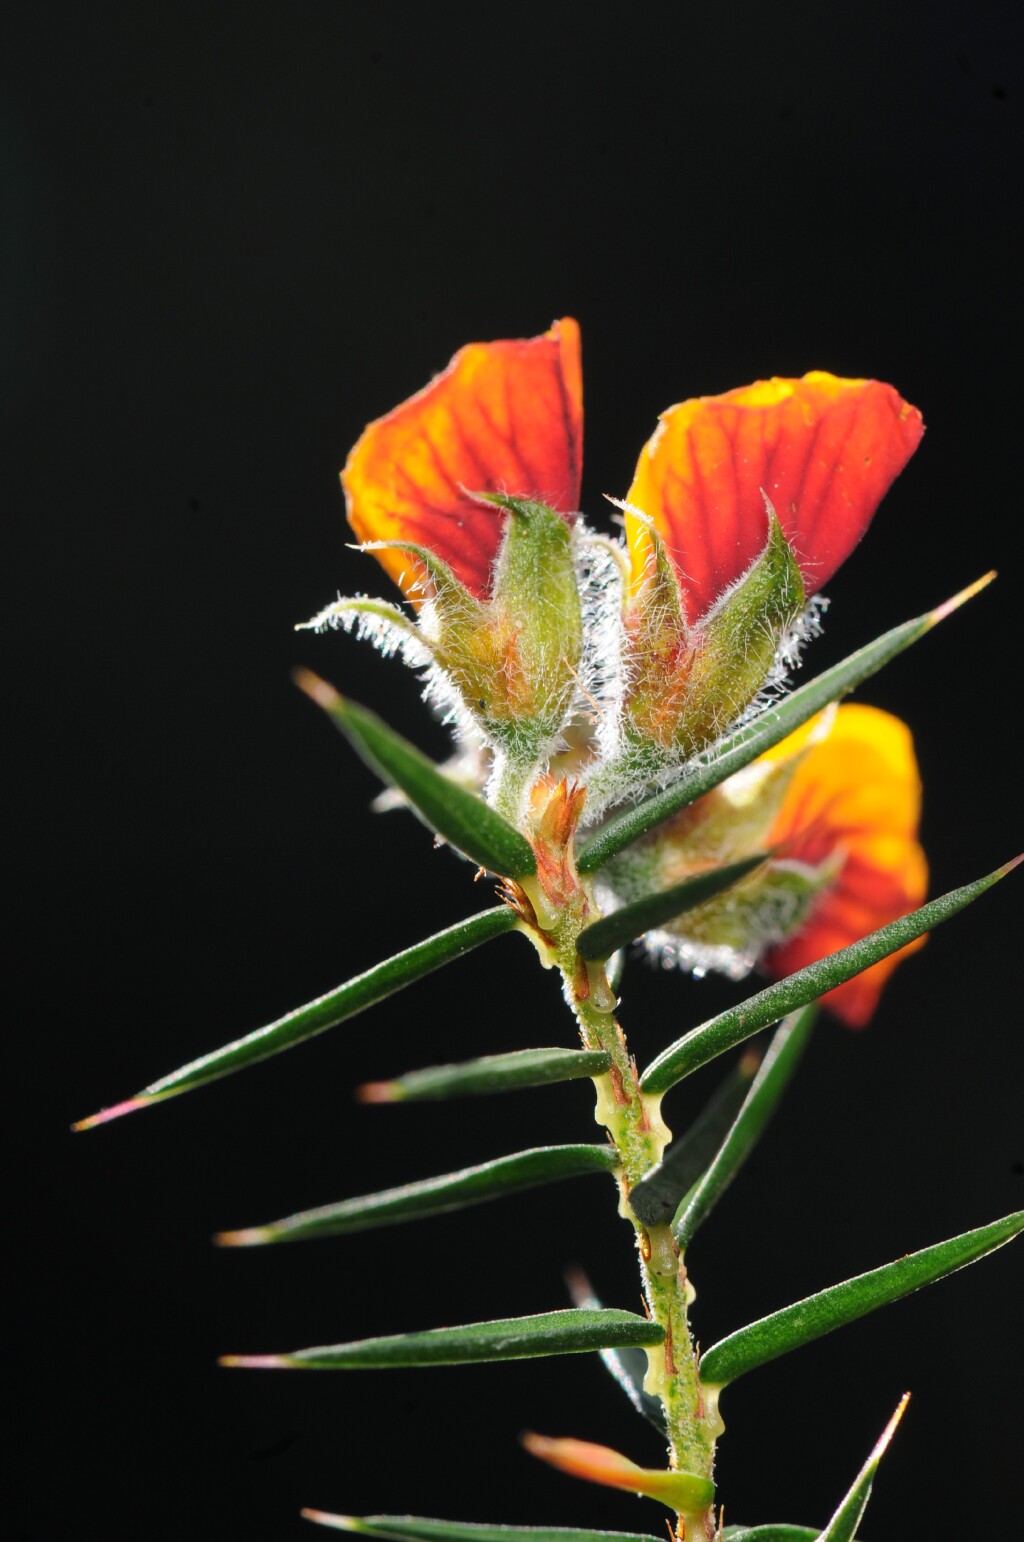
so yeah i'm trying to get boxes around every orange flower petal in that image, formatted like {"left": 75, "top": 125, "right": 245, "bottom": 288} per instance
{"left": 764, "top": 704, "right": 928, "bottom": 1026}
{"left": 343, "top": 319, "right": 583, "bottom": 602}
{"left": 625, "top": 373, "right": 923, "bottom": 622}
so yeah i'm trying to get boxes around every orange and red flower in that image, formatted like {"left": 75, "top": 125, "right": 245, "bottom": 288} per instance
{"left": 327, "top": 320, "right": 928, "bottom": 1022}
{"left": 625, "top": 373, "right": 924, "bottom": 624}
{"left": 763, "top": 704, "right": 928, "bottom": 1026}
{"left": 343, "top": 319, "right": 582, "bottom": 603}
{"left": 605, "top": 704, "right": 927, "bottom": 1026}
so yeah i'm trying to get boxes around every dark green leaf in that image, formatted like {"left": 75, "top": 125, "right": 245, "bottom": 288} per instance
{"left": 74, "top": 908, "right": 519, "bottom": 1129}
{"left": 360, "top": 1047, "right": 612, "bottom": 1103}
{"left": 640, "top": 862, "right": 1015, "bottom": 1095}
{"left": 216, "top": 1144, "right": 619, "bottom": 1245}
{"left": 722, "top": 1530, "right": 819, "bottom": 1541}
{"left": 567, "top": 1271, "right": 667, "bottom": 1433}
{"left": 819, "top": 1396, "right": 909, "bottom": 1542}
{"left": 302, "top": 1518, "right": 663, "bottom": 1542}
{"left": 628, "top": 1054, "right": 760, "bottom": 1228}
{"left": 296, "top": 670, "right": 536, "bottom": 878}
{"left": 673, "top": 1006, "right": 817, "bottom": 1249}
{"left": 221, "top": 1308, "right": 665, "bottom": 1371}
{"left": 700, "top": 1214, "right": 1023, "bottom": 1387}
{"left": 577, "top": 576, "right": 992, "bottom": 874}
{"left": 576, "top": 855, "right": 767, "bottom": 962}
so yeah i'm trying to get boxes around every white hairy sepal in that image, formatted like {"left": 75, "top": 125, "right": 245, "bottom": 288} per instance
{"left": 297, "top": 595, "right": 432, "bottom": 666}
{"left": 579, "top": 586, "right": 826, "bottom": 825}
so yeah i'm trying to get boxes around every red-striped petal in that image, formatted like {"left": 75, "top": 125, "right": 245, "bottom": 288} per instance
{"left": 343, "top": 319, "right": 583, "bottom": 602}
{"left": 625, "top": 373, "right": 923, "bottom": 623}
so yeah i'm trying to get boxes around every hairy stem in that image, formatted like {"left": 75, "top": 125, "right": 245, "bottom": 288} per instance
{"left": 521, "top": 854, "right": 720, "bottom": 1540}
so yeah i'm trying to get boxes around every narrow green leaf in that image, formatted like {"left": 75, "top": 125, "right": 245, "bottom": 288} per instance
{"left": 722, "top": 1529, "right": 819, "bottom": 1541}
{"left": 302, "top": 1517, "right": 663, "bottom": 1542}
{"left": 700, "top": 1213, "right": 1023, "bottom": 1388}
{"left": 216, "top": 1144, "right": 619, "bottom": 1246}
{"left": 295, "top": 669, "right": 536, "bottom": 878}
{"left": 673, "top": 1006, "right": 817, "bottom": 1249}
{"left": 567, "top": 1270, "right": 667, "bottom": 1434}
{"left": 819, "top": 1395, "right": 909, "bottom": 1542}
{"left": 74, "top": 907, "right": 519, "bottom": 1129}
{"left": 640, "top": 861, "right": 1016, "bottom": 1095}
{"left": 360, "top": 1046, "right": 612, "bottom": 1104}
{"left": 576, "top": 854, "right": 768, "bottom": 962}
{"left": 577, "top": 575, "right": 993, "bottom": 874}
{"left": 220, "top": 1307, "right": 665, "bottom": 1371}
{"left": 628, "top": 1053, "right": 760, "bottom": 1228}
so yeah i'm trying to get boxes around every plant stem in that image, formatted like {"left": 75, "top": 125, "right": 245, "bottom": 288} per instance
{"left": 569, "top": 971, "right": 719, "bottom": 1536}
{"left": 523, "top": 852, "right": 720, "bottom": 1540}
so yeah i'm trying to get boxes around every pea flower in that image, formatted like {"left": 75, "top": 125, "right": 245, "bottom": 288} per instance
{"left": 601, "top": 703, "right": 928, "bottom": 1024}
{"left": 304, "top": 320, "right": 927, "bottom": 1020}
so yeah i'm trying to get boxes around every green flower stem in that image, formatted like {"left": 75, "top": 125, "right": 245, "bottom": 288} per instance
{"left": 522, "top": 865, "right": 719, "bottom": 1536}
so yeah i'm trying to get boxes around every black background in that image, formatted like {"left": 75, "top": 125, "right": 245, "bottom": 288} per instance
{"left": 8, "top": 3, "right": 1023, "bottom": 1539}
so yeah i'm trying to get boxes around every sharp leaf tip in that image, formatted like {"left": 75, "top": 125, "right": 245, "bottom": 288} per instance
{"left": 72, "top": 1096, "right": 149, "bottom": 1132}
{"left": 930, "top": 570, "right": 997, "bottom": 624}
{"left": 218, "top": 1353, "right": 291, "bottom": 1369}
{"left": 292, "top": 667, "right": 341, "bottom": 710}
{"left": 355, "top": 1080, "right": 400, "bottom": 1104}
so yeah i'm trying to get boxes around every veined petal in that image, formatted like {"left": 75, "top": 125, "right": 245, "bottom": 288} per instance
{"left": 625, "top": 373, "right": 923, "bottom": 622}
{"left": 765, "top": 704, "right": 927, "bottom": 1025}
{"left": 343, "top": 319, "right": 583, "bottom": 603}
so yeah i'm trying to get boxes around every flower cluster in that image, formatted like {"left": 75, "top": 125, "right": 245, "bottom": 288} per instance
{"left": 306, "top": 320, "right": 927, "bottom": 1022}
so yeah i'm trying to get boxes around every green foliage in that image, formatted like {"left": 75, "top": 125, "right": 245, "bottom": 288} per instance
{"left": 362, "top": 1046, "right": 613, "bottom": 1102}
{"left": 576, "top": 580, "right": 975, "bottom": 874}
{"left": 672, "top": 1004, "right": 817, "bottom": 1249}
{"left": 627, "top": 1054, "right": 758, "bottom": 1228}
{"left": 75, "top": 907, "right": 519, "bottom": 1126}
{"left": 298, "top": 672, "right": 537, "bottom": 877}
{"left": 215, "top": 1144, "right": 619, "bottom": 1245}
{"left": 640, "top": 863, "right": 1012, "bottom": 1094}
{"left": 700, "top": 1215, "right": 1024, "bottom": 1386}
{"left": 221, "top": 1309, "right": 665, "bottom": 1371}
{"left": 576, "top": 853, "right": 767, "bottom": 960}
{"left": 305, "top": 1521, "right": 664, "bottom": 1542}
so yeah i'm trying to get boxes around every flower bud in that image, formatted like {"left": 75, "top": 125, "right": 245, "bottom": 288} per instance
{"left": 621, "top": 500, "right": 805, "bottom": 768}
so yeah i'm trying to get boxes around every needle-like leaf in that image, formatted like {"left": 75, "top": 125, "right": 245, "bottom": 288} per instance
{"left": 566, "top": 1269, "right": 667, "bottom": 1434}
{"left": 721, "top": 1528, "right": 819, "bottom": 1540}
{"left": 302, "top": 1519, "right": 663, "bottom": 1542}
{"left": 577, "top": 574, "right": 994, "bottom": 874}
{"left": 295, "top": 669, "right": 536, "bottom": 878}
{"left": 699, "top": 1213, "right": 1023, "bottom": 1388}
{"left": 215, "top": 1144, "right": 619, "bottom": 1246}
{"left": 220, "top": 1308, "right": 665, "bottom": 1371}
{"left": 818, "top": 1395, "right": 909, "bottom": 1542}
{"left": 74, "top": 907, "right": 519, "bottom": 1128}
{"left": 672, "top": 1006, "right": 817, "bottom": 1249}
{"left": 627, "top": 1052, "right": 761, "bottom": 1229}
{"left": 640, "top": 859, "right": 1018, "bottom": 1096}
{"left": 576, "top": 855, "right": 768, "bottom": 962}
{"left": 358, "top": 1046, "right": 612, "bottom": 1103}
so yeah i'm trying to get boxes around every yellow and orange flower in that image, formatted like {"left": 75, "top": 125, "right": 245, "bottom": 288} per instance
{"left": 763, "top": 704, "right": 927, "bottom": 1026}
{"left": 604, "top": 704, "right": 927, "bottom": 1026}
